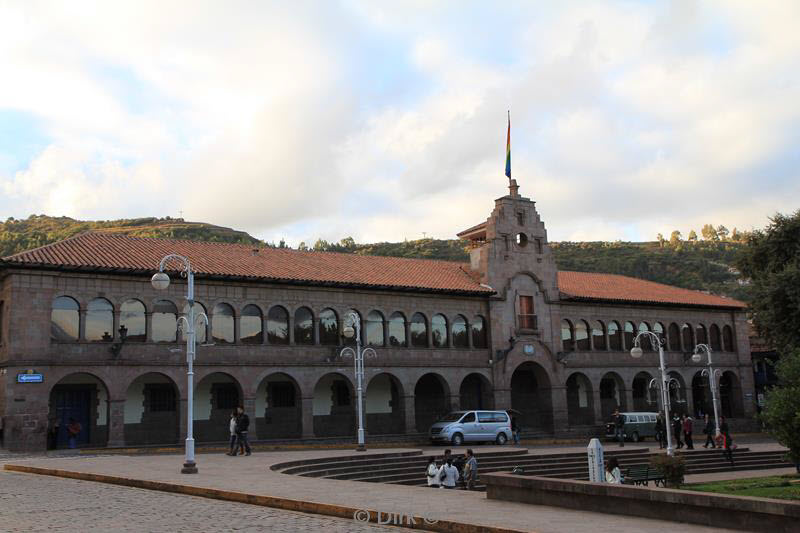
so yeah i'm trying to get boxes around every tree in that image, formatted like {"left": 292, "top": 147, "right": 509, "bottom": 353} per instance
{"left": 716, "top": 225, "right": 730, "bottom": 241}
{"left": 701, "top": 224, "right": 718, "bottom": 241}
{"left": 730, "top": 228, "right": 741, "bottom": 242}
{"left": 669, "top": 230, "right": 682, "bottom": 247}
{"left": 737, "top": 210, "right": 800, "bottom": 352}
{"left": 738, "top": 210, "right": 800, "bottom": 466}
{"left": 687, "top": 230, "right": 698, "bottom": 242}
{"left": 656, "top": 233, "right": 665, "bottom": 248}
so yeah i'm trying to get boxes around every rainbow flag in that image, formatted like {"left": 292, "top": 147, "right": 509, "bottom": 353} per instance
{"left": 505, "top": 112, "right": 511, "bottom": 179}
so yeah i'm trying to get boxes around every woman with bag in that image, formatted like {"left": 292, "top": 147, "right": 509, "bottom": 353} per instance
{"left": 425, "top": 457, "right": 440, "bottom": 488}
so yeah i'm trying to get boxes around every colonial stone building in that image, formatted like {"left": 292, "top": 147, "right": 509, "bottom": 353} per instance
{"left": 0, "top": 181, "right": 752, "bottom": 452}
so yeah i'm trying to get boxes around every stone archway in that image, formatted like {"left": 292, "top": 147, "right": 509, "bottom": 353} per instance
{"left": 124, "top": 372, "right": 180, "bottom": 446}
{"left": 256, "top": 372, "right": 302, "bottom": 439}
{"left": 632, "top": 372, "right": 654, "bottom": 412}
{"left": 313, "top": 373, "right": 355, "bottom": 437}
{"left": 599, "top": 372, "right": 626, "bottom": 418}
{"left": 194, "top": 372, "right": 243, "bottom": 443}
{"left": 668, "top": 371, "right": 688, "bottom": 416}
{"left": 366, "top": 373, "right": 404, "bottom": 435}
{"left": 720, "top": 371, "right": 743, "bottom": 418}
{"left": 48, "top": 373, "right": 109, "bottom": 449}
{"left": 692, "top": 371, "right": 713, "bottom": 418}
{"left": 509, "top": 362, "right": 553, "bottom": 433}
{"left": 566, "top": 372, "right": 594, "bottom": 426}
{"left": 459, "top": 373, "right": 494, "bottom": 411}
{"left": 414, "top": 373, "right": 450, "bottom": 433}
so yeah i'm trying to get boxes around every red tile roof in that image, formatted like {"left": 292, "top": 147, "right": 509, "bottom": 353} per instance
{"left": 2, "top": 232, "right": 491, "bottom": 295}
{"left": 558, "top": 271, "right": 746, "bottom": 309}
{"left": 1, "top": 232, "right": 747, "bottom": 308}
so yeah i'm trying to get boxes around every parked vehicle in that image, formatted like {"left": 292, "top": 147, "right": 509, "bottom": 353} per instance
{"left": 429, "top": 410, "right": 512, "bottom": 445}
{"left": 604, "top": 412, "right": 658, "bottom": 442}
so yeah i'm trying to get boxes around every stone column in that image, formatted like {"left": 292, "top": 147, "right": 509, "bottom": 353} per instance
{"left": 78, "top": 308, "right": 87, "bottom": 341}
{"left": 592, "top": 389, "right": 603, "bottom": 425}
{"left": 107, "top": 398, "right": 126, "bottom": 447}
{"left": 301, "top": 396, "right": 315, "bottom": 438}
{"left": 426, "top": 321, "right": 433, "bottom": 348}
{"left": 113, "top": 310, "right": 121, "bottom": 340}
{"left": 403, "top": 395, "right": 417, "bottom": 434}
{"left": 403, "top": 317, "right": 411, "bottom": 348}
{"left": 493, "top": 387, "right": 511, "bottom": 411}
{"left": 234, "top": 314, "right": 241, "bottom": 344}
{"left": 262, "top": 313, "right": 269, "bottom": 345}
{"left": 145, "top": 312, "right": 153, "bottom": 342}
{"left": 625, "top": 389, "right": 635, "bottom": 412}
{"left": 449, "top": 393, "right": 461, "bottom": 411}
{"left": 312, "top": 318, "right": 320, "bottom": 345}
{"left": 288, "top": 314, "right": 295, "bottom": 345}
{"left": 550, "top": 385, "right": 568, "bottom": 437}
{"left": 382, "top": 318, "right": 389, "bottom": 347}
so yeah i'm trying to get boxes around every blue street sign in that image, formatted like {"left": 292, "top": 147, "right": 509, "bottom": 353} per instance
{"left": 17, "top": 373, "right": 44, "bottom": 383}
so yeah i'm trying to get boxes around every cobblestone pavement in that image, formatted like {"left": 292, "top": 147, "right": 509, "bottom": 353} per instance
{"left": 0, "top": 470, "right": 410, "bottom": 533}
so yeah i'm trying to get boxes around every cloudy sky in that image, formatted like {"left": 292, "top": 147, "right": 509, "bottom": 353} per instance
{"left": 1, "top": 1, "right": 798, "bottom": 245}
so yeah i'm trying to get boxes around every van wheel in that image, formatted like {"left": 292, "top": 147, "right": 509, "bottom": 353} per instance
{"left": 451, "top": 433, "right": 464, "bottom": 446}
{"left": 631, "top": 431, "right": 640, "bottom": 443}
{"left": 496, "top": 433, "right": 508, "bottom": 445}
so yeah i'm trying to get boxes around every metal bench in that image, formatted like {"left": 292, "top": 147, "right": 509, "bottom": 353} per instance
{"left": 622, "top": 465, "right": 665, "bottom": 487}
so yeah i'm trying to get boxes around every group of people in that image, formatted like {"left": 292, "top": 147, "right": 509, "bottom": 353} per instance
{"left": 226, "top": 406, "right": 252, "bottom": 456}
{"left": 425, "top": 449, "right": 479, "bottom": 490}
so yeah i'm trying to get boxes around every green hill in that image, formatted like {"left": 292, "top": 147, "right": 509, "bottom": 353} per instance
{"left": 1, "top": 215, "right": 751, "bottom": 302}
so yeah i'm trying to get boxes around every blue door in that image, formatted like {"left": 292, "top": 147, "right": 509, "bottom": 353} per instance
{"left": 53, "top": 387, "right": 91, "bottom": 448}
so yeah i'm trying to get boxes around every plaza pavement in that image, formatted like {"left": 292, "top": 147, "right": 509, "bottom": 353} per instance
{"left": 4, "top": 446, "right": 734, "bottom": 533}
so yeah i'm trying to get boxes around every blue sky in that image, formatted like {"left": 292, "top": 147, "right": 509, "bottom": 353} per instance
{"left": 0, "top": 1, "right": 798, "bottom": 245}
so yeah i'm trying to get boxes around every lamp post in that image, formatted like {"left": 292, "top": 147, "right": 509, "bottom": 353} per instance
{"left": 151, "top": 254, "right": 207, "bottom": 474}
{"left": 630, "top": 331, "right": 675, "bottom": 456}
{"left": 339, "top": 312, "right": 376, "bottom": 451}
{"left": 691, "top": 343, "right": 721, "bottom": 438}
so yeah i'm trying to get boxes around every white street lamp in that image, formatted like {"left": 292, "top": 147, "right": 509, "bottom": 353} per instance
{"left": 692, "top": 343, "right": 721, "bottom": 438}
{"left": 151, "top": 254, "right": 207, "bottom": 474}
{"left": 630, "top": 331, "right": 676, "bottom": 456}
{"left": 339, "top": 312, "right": 376, "bottom": 451}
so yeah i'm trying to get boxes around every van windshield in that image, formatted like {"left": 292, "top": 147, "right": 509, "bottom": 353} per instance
{"left": 439, "top": 412, "right": 466, "bottom": 422}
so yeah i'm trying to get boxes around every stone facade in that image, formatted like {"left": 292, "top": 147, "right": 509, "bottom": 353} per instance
{"left": 0, "top": 184, "right": 753, "bottom": 451}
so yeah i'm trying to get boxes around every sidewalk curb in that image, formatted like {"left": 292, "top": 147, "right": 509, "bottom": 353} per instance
{"left": 3, "top": 464, "right": 528, "bottom": 533}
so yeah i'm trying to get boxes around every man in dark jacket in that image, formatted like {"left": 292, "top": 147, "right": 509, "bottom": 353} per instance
{"left": 703, "top": 414, "right": 716, "bottom": 448}
{"left": 235, "top": 406, "right": 252, "bottom": 456}
{"left": 612, "top": 409, "right": 625, "bottom": 447}
{"left": 655, "top": 413, "right": 666, "bottom": 449}
{"left": 672, "top": 414, "right": 683, "bottom": 449}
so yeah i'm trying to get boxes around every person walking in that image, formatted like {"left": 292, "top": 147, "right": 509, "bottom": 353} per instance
{"left": 425, "top": 457, "right": 440, "bottom": 488}
{"left": 66, "top": 418, "right": 82, "bottom": 449}
{"left": 605, "top": 457, "right": 622, "bottom": 484}
{"left": 437, "top": 457, "right": 459, "bottom": 489}
{"left": 682, "top": 414, "right": 694, "bottom": 450}
{"left": 463, "top": 449, "right": 478, "bottom": 491}
{"left": 612, "top": 408, "right": 625, "bottom": 447}
{"left": 226, "top": 411, "right": 238, "bottom": 456}
{"left": 672, "top": 413, "right": 683, "bottom": 449}
{"left": 511, "top": 416, "right": 520, "bottom": 445}
{"left": 702, "top": 414, "right": 716, "bottom": 448}
{"left": 235, "top": 406, "right": 251, "bottom": 456}
{"left": 718, "top": 416, "right": 734, "bottom": 466}
{"left": 655, "top": 413, "right": 666, "bottom": 449}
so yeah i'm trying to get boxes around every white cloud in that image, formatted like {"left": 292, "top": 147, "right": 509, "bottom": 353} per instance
{"left": 0, "top": 1, "right": 797, "bottom": 246}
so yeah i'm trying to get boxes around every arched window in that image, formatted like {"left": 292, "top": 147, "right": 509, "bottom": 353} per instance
{"left": 152, "top": 300, "right": 178, "bottom": 342}
{"left": 121, "top": 299, "right": 146, "bottom": 341}
{"left": 668, "top": 323, "right": 681, "bottom": 351}
{"left": 294, "top": 307, "right": 314, "bottom": 345}
{"left": 344, "top": 309, "right": 362, "bottom": 345}
{"left": 388, "top": 312, "right": 407, "bottom": 347}
{"left": 86, "top": 298, "right": 113, "bottom": 341}
{"left": 561, "top": 319, "right": 574, "bottom": 352}
{"left": 722, "top": 325, "right": 734, "bottom": 352}
{"left": 608, "top": 321, "right": 621, "bottom": 350}
{"left": 638, "top": 322, "right": 651, "bottom": 351}
{"left": 365, "top": 310, "right": 384, "bottom": 347}
{"left": 591, "top": 320, "right": 606, "bottom": 350}
{"left": 682, "top": 323, "right": 694, "bottom": 351}
{"left": 471, "top": 315, "right": 487, "bottom": 349}
{"left": 51, "top": 296, "right": 79, "bottom": 341}
{"left": 710, "top": 324, "right": 722, "bottom": 351}
{"left": 575, "top": 320, "right": 590, "bottom": 350}
{"left": 696, "top": 324, "right": 707, "bottom": 345}
{"left": 211, "top": 303, "right": 235, "bottom": 344}
{"left": 452, "top": 315, "right": 468, "bottom": 348}
{"left": 318, "top": 308, "right": 339, "bottom": 345}
{"left": 267, "top": 305, "right": 289, "bottom": 344}
{"left": 431, "top": 314, "right": 448, "bottom": 348}
{"left": 181, "top": 302, "right": 208, "bottom": 343}
{"left": 240, "top": 304, "right": 263, "bottom": 344}
{"left": 653, "top": 323, "right": 665, "bottom": 348}
{"left": 410, "top": 312, "right": 428, "bottom": 347}
{"left": 623, "top": 321, "right": 635, "bottom": 350}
